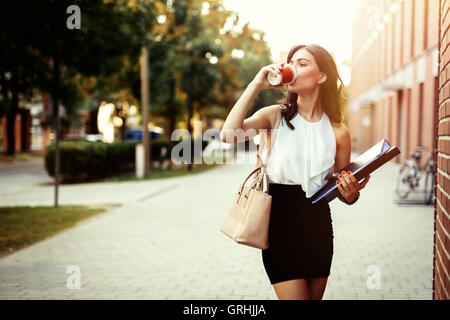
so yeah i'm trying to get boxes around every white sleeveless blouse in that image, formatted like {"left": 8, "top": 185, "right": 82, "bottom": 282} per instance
{"left": 260, "top": 111, "right": 336, "bottom": 198}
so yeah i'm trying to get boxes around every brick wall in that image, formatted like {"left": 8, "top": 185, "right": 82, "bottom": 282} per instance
{"left": 2, "top": 114, "right": 23, "bottom": 153}
{"left": 435, "top": 0, "right": 450, "bottom": 300}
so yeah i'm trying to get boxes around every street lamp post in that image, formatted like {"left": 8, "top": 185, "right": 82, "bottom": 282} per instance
{"left": 140, "top": 45, "right": 150, "bottom": 175}
{"left": 52, "top": 58, "right": 61, "bottom": 207}
{"left": 139, "top": 0, "right": 151, "bottom": 176}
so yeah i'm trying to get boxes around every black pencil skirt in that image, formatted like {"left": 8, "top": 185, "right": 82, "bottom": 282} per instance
{"left": 261, "top": 182, "right": 334, "bottom": 284}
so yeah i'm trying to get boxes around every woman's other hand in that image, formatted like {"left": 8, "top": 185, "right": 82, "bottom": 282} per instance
{"left": 336, "top": 171, "right": 370, "bottom": 203}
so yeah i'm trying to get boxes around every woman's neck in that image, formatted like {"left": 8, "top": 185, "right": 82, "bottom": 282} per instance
{"left": 296, "top": 91, "right": 322, "bottom": 121}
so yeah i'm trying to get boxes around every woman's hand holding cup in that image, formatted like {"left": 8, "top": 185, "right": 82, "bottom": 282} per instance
{"left": 250, "top": 63, "right": 285, "bottom": 91}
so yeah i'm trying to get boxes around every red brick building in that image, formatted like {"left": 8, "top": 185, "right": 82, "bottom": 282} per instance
{"left": 0, "top": 108, "right": 32, "bottom": 153}
{"left": 0, "top": 93, "right": 93, "bottom": 153}
{"left": 351, "top": 0, "right": 449, "bottom": 300}
{"left": 350, "top": 0, "right": 438, "bottom": 162}
{"left": 436, "top": 0, "right": 450, "bottom": 300}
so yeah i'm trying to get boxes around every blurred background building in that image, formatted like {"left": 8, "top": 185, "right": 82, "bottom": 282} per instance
{"left": 350, "top": 0, "right": 439, "bottom": 165}
{"left": 350, "top": 0, "right": 449, "bottom": 301}
{"left": 0, "top": 93, "right": 96, "bottom": 153}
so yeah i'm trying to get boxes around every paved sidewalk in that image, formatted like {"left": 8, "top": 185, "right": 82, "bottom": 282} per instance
{"left": 0, "top": 152, "right": 434, "bottom": 299}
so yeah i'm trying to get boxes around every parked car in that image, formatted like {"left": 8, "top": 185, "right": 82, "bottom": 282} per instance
{"left": 124, "top": 128, "right": 161, "bottom": 142}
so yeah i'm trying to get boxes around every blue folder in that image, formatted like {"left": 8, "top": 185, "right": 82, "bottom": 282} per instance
{"left": 310, "top": 138, "right": 401, "bottom": 204}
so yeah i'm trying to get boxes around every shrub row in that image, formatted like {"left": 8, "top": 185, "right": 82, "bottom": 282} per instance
{"left": 44, "top": 137, "right": 209, "bottom": 182}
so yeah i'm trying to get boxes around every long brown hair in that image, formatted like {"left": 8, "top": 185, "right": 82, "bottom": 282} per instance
{"left": 278, "top": 44, "right": 346, "bottom": 130}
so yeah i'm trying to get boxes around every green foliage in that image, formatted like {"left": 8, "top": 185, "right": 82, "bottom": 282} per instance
{"left": 1, "top": 0, "right": 280, "bottom": 148}
{"left": 44, "top": 141, "right": 137, "bottom": 182}
{"left": 43, "top": 137, "right": 209, "bottom": 182}
{"left": 0, "top": 0, "right": 156, "bottom": 128}
{"left": 132, "top": 0, "right": 279, "bottom": 137}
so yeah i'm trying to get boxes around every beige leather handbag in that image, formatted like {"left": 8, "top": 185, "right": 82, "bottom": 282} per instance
{"left": 220, "top": 105, "right": 283, "bottom": 250}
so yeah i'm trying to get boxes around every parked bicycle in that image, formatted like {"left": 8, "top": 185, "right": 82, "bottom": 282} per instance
{"left": 396, "top": 146, "right": 436, "bottom": 204}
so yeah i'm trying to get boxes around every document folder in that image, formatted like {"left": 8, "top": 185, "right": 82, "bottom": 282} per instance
{"left": 310, "top": 138, "right": 401, "bottom": 204}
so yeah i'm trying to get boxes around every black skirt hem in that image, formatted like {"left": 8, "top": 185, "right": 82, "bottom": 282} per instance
{"left": 268, "top": 272, "right": 332, "bottom": 285}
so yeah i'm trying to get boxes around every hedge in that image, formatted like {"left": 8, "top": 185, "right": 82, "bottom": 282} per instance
{"left": 44, "top": 137, "right": 209, "bottom": 182}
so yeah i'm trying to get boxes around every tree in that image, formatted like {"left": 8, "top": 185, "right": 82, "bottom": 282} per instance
{"left": 0, "top": 1, "right": 156, "bottom": 154}
{"left": 0, "top": 3, "right": 50, "bottom": 154}
{"left": 0, "top": 0, "right": 156, "bottom": 206}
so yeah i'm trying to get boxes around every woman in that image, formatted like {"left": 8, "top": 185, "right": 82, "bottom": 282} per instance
{"left": 220, "top": 44, "right": 371, "bottom": 300}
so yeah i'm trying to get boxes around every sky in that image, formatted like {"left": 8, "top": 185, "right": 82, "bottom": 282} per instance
{"left": 221, "top": 0, "right": 362, "bottom": 85}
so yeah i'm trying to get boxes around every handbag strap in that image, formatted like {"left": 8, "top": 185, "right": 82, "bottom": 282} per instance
{"left": 242, "top": 106, "right": 283, "bottom": 195}
{"left": 252, "top": 106, "right": 282, "bottom": 192}
{"left": 238, "top": 106, "right": 283, "bottom": 197}
{"left": 257, "top": 105, "right": 282, "bottom": 170}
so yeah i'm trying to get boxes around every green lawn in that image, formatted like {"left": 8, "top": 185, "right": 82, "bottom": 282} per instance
{"left": 100, "top": 160, "right": 226, "bottom": 182}
{"left": 0, "top": 152, "right": 43, "bottom": 163}
{"left": 0, "top": 205, "right": 107, "bottom": 258}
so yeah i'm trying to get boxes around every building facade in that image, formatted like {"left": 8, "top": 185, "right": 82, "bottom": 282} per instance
{"left": 436, "top": 0, "right": 450, "bottom": 300}
{"left": 350, "top": 0, "right": 438, "bottom": 165}
{"left": 351, "top": 0, "right": 450, "bottom": 300}
{"left": 0, "top": 93, "right": 93, "bottom": 153}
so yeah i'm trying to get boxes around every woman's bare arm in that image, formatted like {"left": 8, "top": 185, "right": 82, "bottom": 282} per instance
{"left": 220, "top": 64, "right": 283, "bottom": 143}
{"left": 333, "top": 124, "right": 351, "bottom": 174}
{"left": 220, "top": 82, "right": 266, "bottom": 143}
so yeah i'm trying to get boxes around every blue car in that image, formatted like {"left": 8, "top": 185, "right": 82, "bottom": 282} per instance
{"left": 124, "top": 128, "right": 161, "bottom": 141}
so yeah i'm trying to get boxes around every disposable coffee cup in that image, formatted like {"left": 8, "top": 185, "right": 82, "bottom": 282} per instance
{"left": 267, "top": 64, "right": 296, "bottom": 86}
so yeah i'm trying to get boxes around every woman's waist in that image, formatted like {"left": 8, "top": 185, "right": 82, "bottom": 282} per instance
{"left": 268, "top": 182, "right": 303, "bottom": 187}
{"left": 268, "top": 182, "right": 305, "bottom": 193}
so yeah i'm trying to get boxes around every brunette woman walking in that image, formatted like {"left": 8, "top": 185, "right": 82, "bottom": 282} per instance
{"left": 220, "top": 44, "right": 371, "bottom": 300}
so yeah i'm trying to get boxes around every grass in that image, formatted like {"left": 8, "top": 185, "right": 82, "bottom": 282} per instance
{"left": 0, "top": 205, "right": 108, "bottom": 258}
{"left": 37, "top": 160, "right": 226, "bottom": 185}
{"left": 0, "top": 151, "right": 43, "bottom": 163}
{"left": 100, "top": 157, "right": 227, "bottom": 183}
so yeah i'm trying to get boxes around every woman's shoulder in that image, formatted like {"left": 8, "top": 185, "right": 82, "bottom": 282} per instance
{"left": 263, "top": 104, "right": 285, "bottom": 129}
{"left": 329, "top": 120, "right": 350, "bottom": 147}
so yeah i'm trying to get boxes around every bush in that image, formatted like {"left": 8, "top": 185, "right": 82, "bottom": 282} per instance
{"left": 44, "top": 141, "right": 137, "bottom": 182}
{"left": 176, "top": 137, "right": 209, "bottom": 161}
{"left": 44, "top": 137, "right": 210, "bottom": 182}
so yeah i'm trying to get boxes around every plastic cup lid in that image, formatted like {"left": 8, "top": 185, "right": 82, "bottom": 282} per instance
{"left": 268, "top": 72, "right": 282, "bottom": 85}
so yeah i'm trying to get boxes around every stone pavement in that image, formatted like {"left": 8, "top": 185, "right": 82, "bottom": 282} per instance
{"left": 0, "top": 152, "right": 434, "bottom": 299}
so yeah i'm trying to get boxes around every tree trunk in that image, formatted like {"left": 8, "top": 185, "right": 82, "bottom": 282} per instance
{"left": 140, "top": 46, "right": 150, "bottom": 175}
{"left": 6, "top": 90, "right": 18, "bottom": 155}
{"left": 20, "top": 108, "right": 30, "bottom": 152}
{"left": 52, "top": 58, "right": 60, "bottom": 207}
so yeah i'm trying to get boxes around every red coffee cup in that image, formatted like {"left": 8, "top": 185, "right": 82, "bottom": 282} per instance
{"left": 267, "top": 64, "right": 296, "bottom": 86}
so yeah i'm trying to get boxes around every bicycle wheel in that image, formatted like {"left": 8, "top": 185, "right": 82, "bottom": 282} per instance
{"left": 424, "top": 171, "right": 435, "bottom": 204}
{"left": 396, "top": 164, "right": 412, "bottom": 199}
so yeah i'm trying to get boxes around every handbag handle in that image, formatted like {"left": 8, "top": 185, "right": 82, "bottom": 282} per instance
{"left": 239, "top": 166, "right": 263, "bottom": 194}
{"left": 235, "top": 166, "right": 264, "bottom": 203}
{"left": 254, "top": 167, "right": 270, "bottom": 191}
